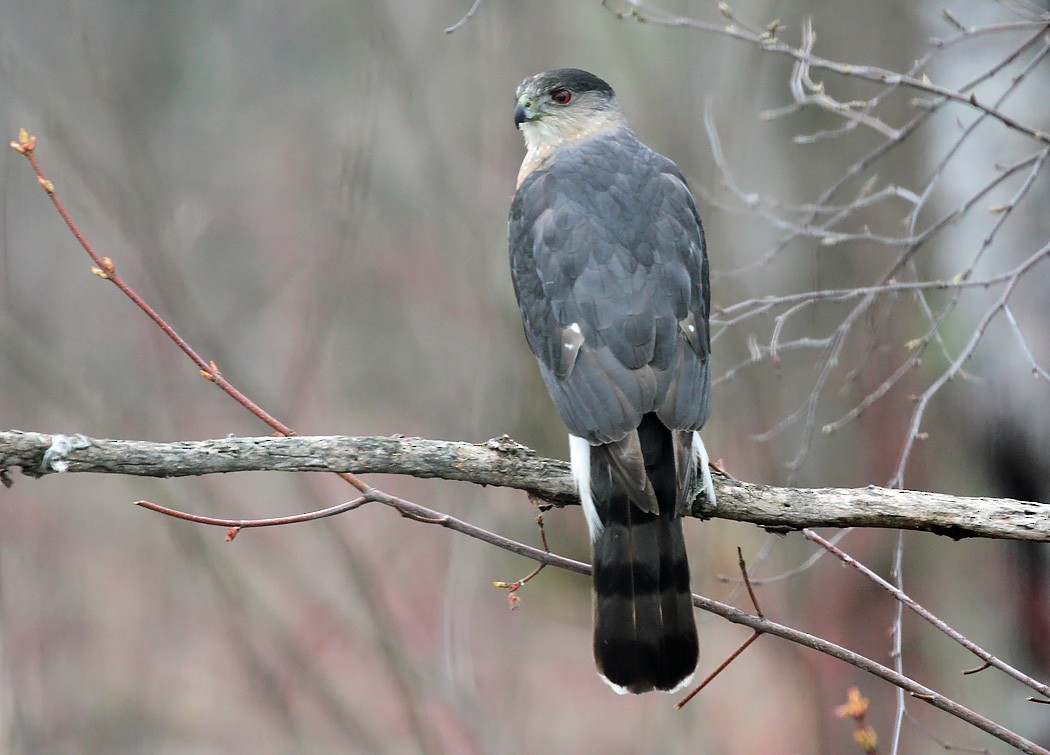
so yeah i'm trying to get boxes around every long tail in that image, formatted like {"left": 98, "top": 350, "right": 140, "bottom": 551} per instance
{"left": 572, "top": 414, "right": 700, "bottom": 694}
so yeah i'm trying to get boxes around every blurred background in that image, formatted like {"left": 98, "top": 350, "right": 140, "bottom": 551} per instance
{"left": 2, "top": 1, "right": 1048, "bottom": 752}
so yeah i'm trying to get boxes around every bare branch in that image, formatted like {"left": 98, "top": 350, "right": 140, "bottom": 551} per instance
{"left": 891, "top": 239, "right": 1050, "bottom": 487}
{"left": 805, "top": 530, "right": 1050, "bottom": 700}
{"left": 2, "top": 430, "right": 1047, "bottom": 541}
{"left": 444, "top": 0, "right": 484, "bottom": 33}
{"left": 616, "top": 5, "right": 1050, "bottom": 144}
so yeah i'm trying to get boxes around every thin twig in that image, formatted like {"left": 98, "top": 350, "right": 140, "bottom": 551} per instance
{"left": 677, "top": 547, "right": 766, "bottom": 708}
{"left": 719, "top": 530, "right": 853, "bottom": 586}
{"left": 892, "top": 239, "right": 1050, "bottom": 488}
{"left": 492, "top": 514, "right": 550, "bottom": 605}
{"left": 620, "top": 6, "right": 1050, "bottom": 143}
{"left": 890, "top": 529, "right": 907, "bottom": 755}
{"left": 135, "top": 496, "right": 370, "bottom": 528}
{"left": 675, "top": 632, "right": 762, "bottom": 710}
{"left": 444, "top": 0, "right": 484, "bottom": 33}
{"left": 805, "top": 529, "right": 1050, "bottom": 700}
{"left": 1004, "top": 305, "right": 1050, "bottom": 382}
{"left": 9, "top": 131, "right": 375, "bottom": 497}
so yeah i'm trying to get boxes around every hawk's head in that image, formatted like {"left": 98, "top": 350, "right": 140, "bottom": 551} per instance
{"left": 514, "top": 68, "right": 625, "bottom": 152}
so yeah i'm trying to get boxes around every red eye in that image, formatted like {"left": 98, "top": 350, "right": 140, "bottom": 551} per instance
{"left": 551, "top": 88, "right": 572, "bottom": 105}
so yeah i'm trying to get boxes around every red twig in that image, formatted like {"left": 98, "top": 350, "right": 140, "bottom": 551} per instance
{"left": 10, "top": 129, "right": 371, "bottom": 497}
{"left": 493, "top": 514, "right": 550, "bottom": 608}
{"left": 135, "top": 496, "right": 370, "bottom": 528}
{"left": 677, "top": 547, "right": 765, "bottom": 709}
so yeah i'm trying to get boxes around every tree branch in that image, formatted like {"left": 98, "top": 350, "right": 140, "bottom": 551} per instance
{"left": 2, "top": 430, "right": 1046, "bottom": 541}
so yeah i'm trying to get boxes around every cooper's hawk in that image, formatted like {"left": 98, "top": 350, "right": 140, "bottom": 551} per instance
{"left": 508, "top": 69, "right": 715, "bottom": 694}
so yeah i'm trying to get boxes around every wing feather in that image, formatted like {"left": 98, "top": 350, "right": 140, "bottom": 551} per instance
{"left": 509, "top": 126, "right": 710, "bottom": 443}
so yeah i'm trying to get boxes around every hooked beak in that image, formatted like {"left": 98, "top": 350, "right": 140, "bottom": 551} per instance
{"left": 514, "top": 96, "right": 537, "bottom": 129}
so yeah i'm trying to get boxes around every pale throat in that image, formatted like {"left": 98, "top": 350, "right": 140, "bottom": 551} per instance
{"left": 517, "top": 109, "right": 627, "bottom": 187}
